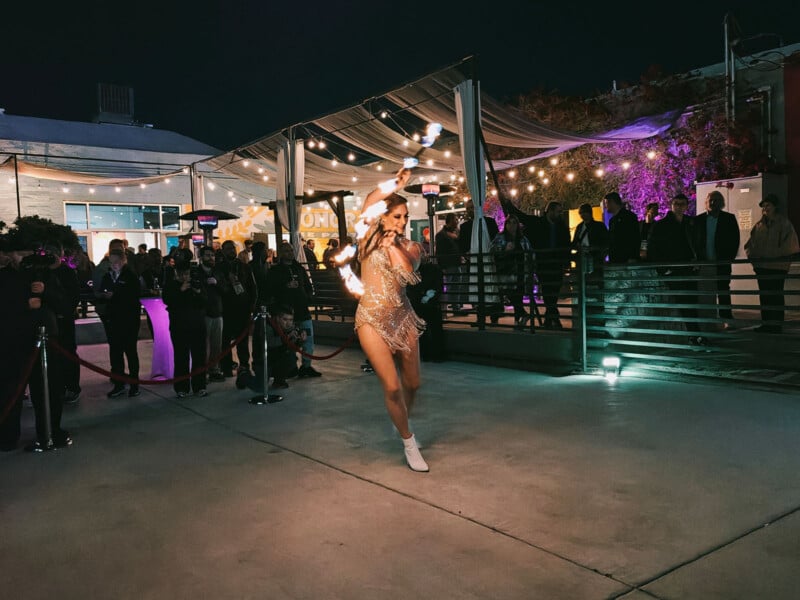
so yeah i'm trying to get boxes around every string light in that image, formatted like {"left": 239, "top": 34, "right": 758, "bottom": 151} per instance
{"left": 621, "top": 161, "right": 631, "bottom": 170}
{"left": 402, "top": 140, "right": 409, "bottom": 147}
{"left": 89, "top": 188, "right": 96, "bottom": 194}
{"left": 380, "top": 111, "right": 388, "bottom": 119}
{"left": 508, "top": 170, "right": 516, "bottom": 178}
{"left": 527, "top": 184, "right": 534, "bottom": 192}
{"left": 307, "top": 140, "right": 316, "bottom": 148}
{"left": 550, "top": 158, "right": 559, "bottom": 166}
{"left": 528, "top": 165, "right": 535, "bottom": 173}
{"left": 164, "top": 178, "right": 171, "bottom": 184}
{"left": 647, "top": 151, "right": 656, "bottom": 160}
{"left": 140, "top": 183, "right": 146, "bottom": 189}
{"left": 543, "top": 177, "right": 550, "bottom": 185}
{"left": 490, "top": 189, "right": 498, "bottom": 196}
{"left": 376, "top": 165, "right": 383, "bottom": 171}
{"left": 595, "top": 169, "right": 605, "bottom": 177}
{"left": 347, "top": 152, "right": 356, "bottom": 161}
{"left": 510, "top": 188, "right": 518, "bottom": 197}
{"left": 228, "top": 191, "right": 234, "bottom": 197}
{"left": 318, "top": 141, "right": 326, "bottom": 149}
{"left": 257, "top": 167, "right": 264, "bottom": 174}
{"left": 262, "top": 175, "right": 269, "bottom": 182}
{"left": 182, "top": 167, "right": 189, "bottom": 174}
{"left": 352, "top": 176, "right": 358, "bottom": 182}
{"left": 243, "top": 160, "right": 250, "bottom": 167}
{"left": 426, "top": 159, "right": 434, "bottom": 166}
{"left": 115, "top": 187, "right": 121, "bottom": 193}
{"left": 62, "top": 186, "right": 70, "bottom": 193}
{"left": 444, "top": 150, "right": 451, "bottom": 158}
{"left": 538, "top": 170, "right": 545, "bottom": 178}
{"left": 331, "top": 159, "right": 338, "bottom": 167}
{"left": 207, "top": 182, "right": 216, "bottom": 190}
{"left": 412, "top": 133, "right": 420, "bottom": 142}
{"left": 566, "top": 173, "right": 575, "bottom": 182}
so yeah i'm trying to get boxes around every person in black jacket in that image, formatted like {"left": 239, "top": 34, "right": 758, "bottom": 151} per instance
{"left": 505, "top": 200, "right": 570, "bottom": 329}
{"left": 163, "top": 261, "right": 208, "bottom": 397}
{"left": 198, "top": 245, "right": 228, "bottom": 382}
{"left": 0, "top": 236, "right": 36, "bottom": 451}
{"left": 265, "top": 242, "right": 321, "bottom": 378}
{"left": 572, "top": 203, "right": 609, "bottom": 282}
{"left": 98, "top": 250, "right": 142, "bottom": 397}
{"left": 694, "top": 190, "right": 740, "bottom": 321}
{"left": 20, "top": 241, "right": 75, "bottom": 451}
{"left": 647, "top": 193, "right": 704, "bottom": 344}
{"left": 218, "top": 240, "right": 256, "bottom": 378}
{"left": 603, "top": 192, "right": 640, "bottom": 264}
{"left": 435, "top": 213, "right": 465, "bottom": 314}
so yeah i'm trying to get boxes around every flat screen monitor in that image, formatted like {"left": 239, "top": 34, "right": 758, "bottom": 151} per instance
{"left": 197, "top": 214, "right": 218, "bottom": 227}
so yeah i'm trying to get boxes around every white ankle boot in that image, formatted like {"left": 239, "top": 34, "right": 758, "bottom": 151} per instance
{"left": 403, "top": 435, "right": 429, "bottom": 472}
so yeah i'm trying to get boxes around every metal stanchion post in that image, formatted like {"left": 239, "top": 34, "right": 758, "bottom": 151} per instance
{"left": 36, "top": 326, "right": 55, "bottom": 451}
{"left": 249, "top": 306, "right": 283, "bottom": 405}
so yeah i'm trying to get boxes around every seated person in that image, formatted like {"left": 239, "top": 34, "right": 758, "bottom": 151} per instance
{"left": 248, "top": 304, "right": 306, "bottom": 391}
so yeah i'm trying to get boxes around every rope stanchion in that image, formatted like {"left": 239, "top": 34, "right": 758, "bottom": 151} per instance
{"left": 0, "top": 345, "right": 39, "bottom": 426}
{"left": 37, "top": 326, "right": 54, "bottom": 451}
{"left": 250, "top": 306, "right": 284, "bottom": 405}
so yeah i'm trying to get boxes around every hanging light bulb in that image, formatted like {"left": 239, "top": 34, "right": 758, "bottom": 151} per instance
{"left": 527, "top": 184, "right": 534, "bottom": 192}
{"left": 538, "top": 170, "right": 545, "bottom": 178}
{"left": 444, "top": 150, "right": 452, "bottom": 158}
{"left": 164, "top": 178, "right": 171, "bottom": 184}
{"left": 228, "top": 191, "right": 234, "bottom": 197}
{"left": 347, "top": 152, "right": 356, "bottom": 161}
{"left": 331, "top": 159, "right": 338, "bottom": 167}
{"left": 243, "top": 160, "right": 250, "bottom": 167}
{"left": 115, "top": 186, "right": 122, "bottom": 193}
{"left": 318, "top": 140, "right": 326, "bottom": 149}
{"left": 510, "top": 188, "right": 518, "bottom": 197}
{"left": 380, "top": 111, "right": 388, "bottom": 119}
{"left": 207, "top": 182, "right": 216, "bottom": 190}
{"left": 550, "top": 157, "right": 559, "bottom": 166}
{"left": 647, "top": 151, "right": 656, "bottom": 160}
{"left": 352, "top": 176, "right": 358, "bottom": 182}
{"left": 528, "top": 165, "right": 535, "bottom": 173}
{"left": 140, "top": 183, "right": 146, "bottom": 189}
{"left": 508, "top": 170, "right": 517, "bottom": 178}
{"left": 307, "top": 140, "right": 316, "bottom": 148}
{"left": 257, "top": 167, "right": 264, "bottom": 174}
{"left": 62, "top": 186, "right": 70, "bottom": 193}
{"left": 262, "top": 175, "right": 269, "bottom": 182}
{"left": 621, "top": 161, "right": 631, "bottom": 170}
{"left": 376, "top": 165, "right": 383, "bottom": 171}
{"left": 595, "top": 169, "right": 605, "bottom": 177}
{"left": 412, "top": 133, "right": 420, "bottom": 142}
{"left": 566, "top": 173, "right": 575, "bottom": 182}
{"left": 426, "top": 159, "right": 434, "bottom": 166}
{"left": 89, "top": 187, "right": 96, "bottom": 194}
{"left": 543, "top": 177, "right": 550, "bottom": 185}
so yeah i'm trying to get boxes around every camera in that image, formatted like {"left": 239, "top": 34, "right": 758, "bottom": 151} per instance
{"left": 189, "top": 264, "right": 203, "bottom": 290}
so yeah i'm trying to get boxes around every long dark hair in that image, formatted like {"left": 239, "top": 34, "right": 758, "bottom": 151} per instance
{"left": 358, "top": 193, "right": 408, "bottom": 263}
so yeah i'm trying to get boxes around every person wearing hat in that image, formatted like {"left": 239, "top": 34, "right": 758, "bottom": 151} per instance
{"left": 744, "top": 194, "right": 800, "bottom": 333}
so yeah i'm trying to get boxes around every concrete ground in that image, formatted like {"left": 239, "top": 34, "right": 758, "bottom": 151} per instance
{"left": 2, "top": 340, "right": 800, "bottom": 599}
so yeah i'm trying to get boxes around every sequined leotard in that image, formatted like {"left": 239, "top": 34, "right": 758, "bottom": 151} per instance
{"left": 355, "top": 240, "right": 426, "bottom": 353}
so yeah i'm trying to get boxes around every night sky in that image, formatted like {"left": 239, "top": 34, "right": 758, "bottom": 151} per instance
{"left": 4, "top": 0, "right": 800, "bottom": 151}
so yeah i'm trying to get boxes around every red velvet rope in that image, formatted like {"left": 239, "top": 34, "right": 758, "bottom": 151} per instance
{"left": 49, "top": 321, "right": 254, "bottom": 386}
{"left": 269, "top": 316, "right": 358, "bottom": 359}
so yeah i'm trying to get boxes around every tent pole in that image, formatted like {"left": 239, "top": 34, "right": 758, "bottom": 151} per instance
{"left": 13, "top": 154, "right": 21, "bottom": 218}
{"left": 189, "top": 165, "right": 196, "bottom": 211}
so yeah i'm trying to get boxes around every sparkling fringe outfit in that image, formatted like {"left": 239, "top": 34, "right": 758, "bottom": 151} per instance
{"left": 355, "top": 241, "right": 426, "bottom": 352}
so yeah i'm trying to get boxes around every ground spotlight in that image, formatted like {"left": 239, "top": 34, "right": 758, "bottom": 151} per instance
{"left": 602, "top": 356, "right": 621, "bottom": 382}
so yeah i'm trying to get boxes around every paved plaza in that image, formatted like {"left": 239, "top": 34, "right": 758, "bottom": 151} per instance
{"left": 2, "top": 340, "right": 800, "bottom": 599}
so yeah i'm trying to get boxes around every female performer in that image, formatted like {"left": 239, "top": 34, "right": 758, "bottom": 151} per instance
{"left": 355, "top": 168, "right": 429, "bottom": 472}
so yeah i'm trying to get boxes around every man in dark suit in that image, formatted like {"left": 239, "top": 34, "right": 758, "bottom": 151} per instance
{"left": 506, "top": 200, "right": 571, "bottom": 328}
{"left": 603, "top": 192, "right": 640, "bottom": 264}
{"left": 572, "top": 203, "right": 609, "bottom": 281}
{"left": 694, "top": 190, "right": 740, "bottom": 321}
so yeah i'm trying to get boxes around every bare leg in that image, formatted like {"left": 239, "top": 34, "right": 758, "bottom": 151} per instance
{"left": 358, "top": 324, "right": 410, "bottom": 438}
{"left": 397, "top": 335, "right": 421, "bottom": 416}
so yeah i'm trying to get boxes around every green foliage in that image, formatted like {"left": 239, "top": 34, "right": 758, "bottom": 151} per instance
{"left": 8, "top": 215, "right": 80, "bottom": 251}
{"left": 489, "top": 73, "right": 772, "bottom": 218}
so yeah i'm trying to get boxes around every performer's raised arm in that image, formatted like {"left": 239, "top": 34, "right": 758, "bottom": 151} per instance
{"left": 363, "top": 167, "right": 411, "bottom": 212}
